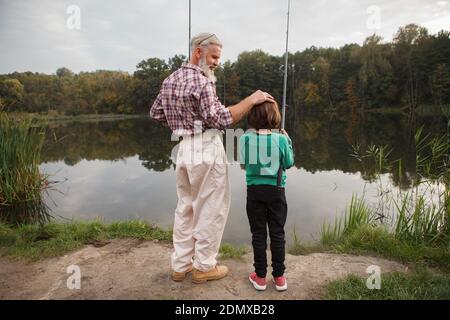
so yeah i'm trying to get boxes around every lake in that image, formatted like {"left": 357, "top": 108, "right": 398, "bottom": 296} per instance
{"left": 38, "top": 112, "right": 447, "bottom": 244}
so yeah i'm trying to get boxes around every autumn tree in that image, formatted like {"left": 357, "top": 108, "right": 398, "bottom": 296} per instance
{"left": 312, "top": 57, "right": 333, "bottom": 108}
{"left": 0, "top": 78, "right": 25, "bottom": 111}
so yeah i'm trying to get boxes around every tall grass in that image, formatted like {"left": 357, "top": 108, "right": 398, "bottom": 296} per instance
{"left": 321, "top": 195, "right": 374, "bottom": 245}
{"left": 0, "top": 112, "right": 52, "bottom": 224}
{"left": 321, "top": 126, "right": 449, "bottom": 265}
{"left": 395, "top": 124, "right": 450, "bottom": 246}
{"left": 393, "top": 192, "right": 448, "bottom": 246}
{"left": 288, "top": 227, "right": 322, "bottom": 255}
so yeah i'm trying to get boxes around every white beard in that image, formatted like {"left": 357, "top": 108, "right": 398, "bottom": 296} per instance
{"left": 199, "top": 56, "right": 217, "bottom": 83}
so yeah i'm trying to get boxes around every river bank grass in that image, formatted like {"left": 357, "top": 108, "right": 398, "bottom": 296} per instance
{"left": 324, "top": 270, "right": 450, "bottom": 300}
{"left": 0, "top": 220, "right": 172, "bottom": 261}
{"left": 1, "top": 219, "right": 448, "bottom": 300}
{"left": 0, "top": 219, "right": 249, "bottom": 262}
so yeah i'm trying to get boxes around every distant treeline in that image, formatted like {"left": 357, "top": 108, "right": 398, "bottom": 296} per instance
{"left": 0, "top": 24, "right": 449, "bottom": 115}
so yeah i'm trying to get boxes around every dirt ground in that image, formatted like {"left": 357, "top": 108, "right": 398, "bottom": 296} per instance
{"left": 0, "top": 239, "right": 407, "bottom": 300}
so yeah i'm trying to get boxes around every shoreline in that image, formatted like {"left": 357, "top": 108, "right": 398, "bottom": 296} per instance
{"left": 0, "top": 220, "right": 448, "bottom": 300}
{"left": 6, "top": 112, "right": 147, "bottom": 125}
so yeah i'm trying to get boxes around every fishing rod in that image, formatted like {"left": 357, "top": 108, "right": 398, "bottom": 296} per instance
{"left": 277, "top": 0, "right": 291, "bottom": 188}
{"left": 188, "top": 0, "right": 191, "bottom": 61}
{"left": 281, "top": 0, "right": 290, "bottom": 130}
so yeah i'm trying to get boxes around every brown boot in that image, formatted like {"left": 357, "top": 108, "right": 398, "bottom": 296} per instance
{"left": 171, "top": 265, "right": 193, "bottom": 282}
{"left": 192, "top": 265, "right": 229, "bottom": 284}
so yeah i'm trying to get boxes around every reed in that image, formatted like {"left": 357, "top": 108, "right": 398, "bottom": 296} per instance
{"left": 321, "top": 126, "right": 449, "bottom": 263}
{"left": 0, "top": 112, "right": 52, "bottom": 224}
{"left": 321, "top": 194, "right": 374, "bottom": 245}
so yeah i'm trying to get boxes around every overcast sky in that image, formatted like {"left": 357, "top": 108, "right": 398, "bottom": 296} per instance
{"left": 0, "top": 0, "right": 449, "bottom": 74}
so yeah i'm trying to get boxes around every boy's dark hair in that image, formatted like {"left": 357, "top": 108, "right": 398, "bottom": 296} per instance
{"left": 247, "top": 101, "right": 281, "bottom": 130}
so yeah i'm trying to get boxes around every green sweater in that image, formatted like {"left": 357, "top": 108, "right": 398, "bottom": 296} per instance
{"left": 239, "top": 131, "right": 294, "bottom": 187}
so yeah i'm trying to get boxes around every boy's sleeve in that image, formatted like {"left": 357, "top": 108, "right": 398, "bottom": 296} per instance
{"left": 281, "top": 135, "right": 294, "bottom": 169}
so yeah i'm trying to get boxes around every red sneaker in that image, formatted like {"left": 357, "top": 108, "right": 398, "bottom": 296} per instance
{"left": 249, "top": 272, "right": 267, "bottom": 291}
{"left": 273, "top": 275, "right": 287, "bottom": 291}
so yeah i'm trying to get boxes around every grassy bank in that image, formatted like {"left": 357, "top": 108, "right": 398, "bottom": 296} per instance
{"left": 287, "top": 210, "right": 449, "bottom": 300}
{"left": 0, "top": 220, "right": 172, "bottom": 261}
{"left": 1, "top": 219, "right": 448, "bottom": 300}
{"left": 324, "top": 270, "right": 450, "bottom": 300}
{"left": 289, "top": 224, "right": 449, "bottom": 272}
{"left": 219, "top": 243, "right": 248, "bottom": 260}
{"left": 316, "top": 194, "right": 449, "bottom": 272}
{"left": 0, "top": 220, "right": 250, "bottom": 262}
{"left": 288, "top": 195, "right": 448, "bottom": 273}
{"left": 324, "top": 224, "right": 449, "bottom": 271}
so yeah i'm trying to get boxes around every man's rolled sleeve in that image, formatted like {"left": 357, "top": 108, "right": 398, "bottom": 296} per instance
{"left": 198, "top": 82, "right": 233, "bottom": 130}
{"left": 149, "top": 92, "right": 167, "bottom": 124}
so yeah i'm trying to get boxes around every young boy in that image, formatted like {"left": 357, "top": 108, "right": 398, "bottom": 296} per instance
{"left": 239, "top": 101, "right": 294, "bottom": 291}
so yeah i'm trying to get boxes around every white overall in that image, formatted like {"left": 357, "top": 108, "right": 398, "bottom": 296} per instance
{"left": 171, "top": 131, "right": 231, "bottom": 272}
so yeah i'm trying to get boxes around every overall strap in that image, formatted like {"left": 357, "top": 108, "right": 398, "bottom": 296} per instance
{"left": 277, "top": 155, "right": 283, "bottom": 188}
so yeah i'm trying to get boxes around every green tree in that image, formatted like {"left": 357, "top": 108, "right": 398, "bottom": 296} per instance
{"left": 215, "top": 60, "right": 241, "bottom": 105}
{"left": 312, "top": 57, "right": 333, "bottom": 108}
{"left": 431, "top": 63, "right": 450, "bottom": 106}
{"left": 234, "top": 50, "right": 283, "bottom": 101}
{"left": 393, "top": 24, "right": 429, "bottom": 111}
{"left": 357, "top": 34, "right": 395, "bottom": 109}
{"left": 133, "top": 58, "right": 170, "bottom": 113}
{"left": 56, "top": 67, "right": 74, "bottom": 78}
{"left": 168, "top": 54, "right": 187, "bottom": 72}
{"left": 0, "top": 24, "right": 448, "bottom": 116}
{"left": 0, "top": 78, "right": 25, "bottom": 111}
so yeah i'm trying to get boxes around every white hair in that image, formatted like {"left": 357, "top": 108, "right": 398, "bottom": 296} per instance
{"left": 199, "top": 56, "right": 217, "bottom": 83}
{"left": 190, "top": 33, "right": 222, "bottom": 56}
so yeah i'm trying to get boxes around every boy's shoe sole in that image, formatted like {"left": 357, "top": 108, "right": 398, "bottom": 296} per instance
{"left": 249, "top": 275, "right": 267, "bottom": 291}
{"left": 272, "top": 278, "right": 287, "bottom": 291}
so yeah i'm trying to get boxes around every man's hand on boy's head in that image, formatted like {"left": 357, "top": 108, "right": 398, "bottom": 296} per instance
{"left": 263, "top": 92, "right": 275, "bottom": 103}
{"left": 249, "top": 90, "right": 275, "bottom": 106}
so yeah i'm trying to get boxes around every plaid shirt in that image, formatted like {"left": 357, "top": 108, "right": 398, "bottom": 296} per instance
{"left": 149, "top": 63, "right": 233, "bottom": 135}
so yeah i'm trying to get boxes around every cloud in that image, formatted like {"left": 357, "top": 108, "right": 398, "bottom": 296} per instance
{"left": 423, "top": 13, "right": 450, "bottom": 31}
{"left": 0, "top": 0, "right": 448, "bottom": 74}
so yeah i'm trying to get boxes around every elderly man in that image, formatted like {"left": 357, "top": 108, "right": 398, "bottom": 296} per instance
{"left": 150, "top": 33, "right": 273, "bottom": 283}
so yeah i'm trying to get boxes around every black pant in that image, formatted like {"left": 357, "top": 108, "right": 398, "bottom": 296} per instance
{"left": 246, "top": 185, "right": 287, "bottom": 278}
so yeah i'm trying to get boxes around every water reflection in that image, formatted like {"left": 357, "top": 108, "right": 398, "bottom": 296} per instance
{"left": 39, "top": 113, "right": 447, "bottom": 243}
